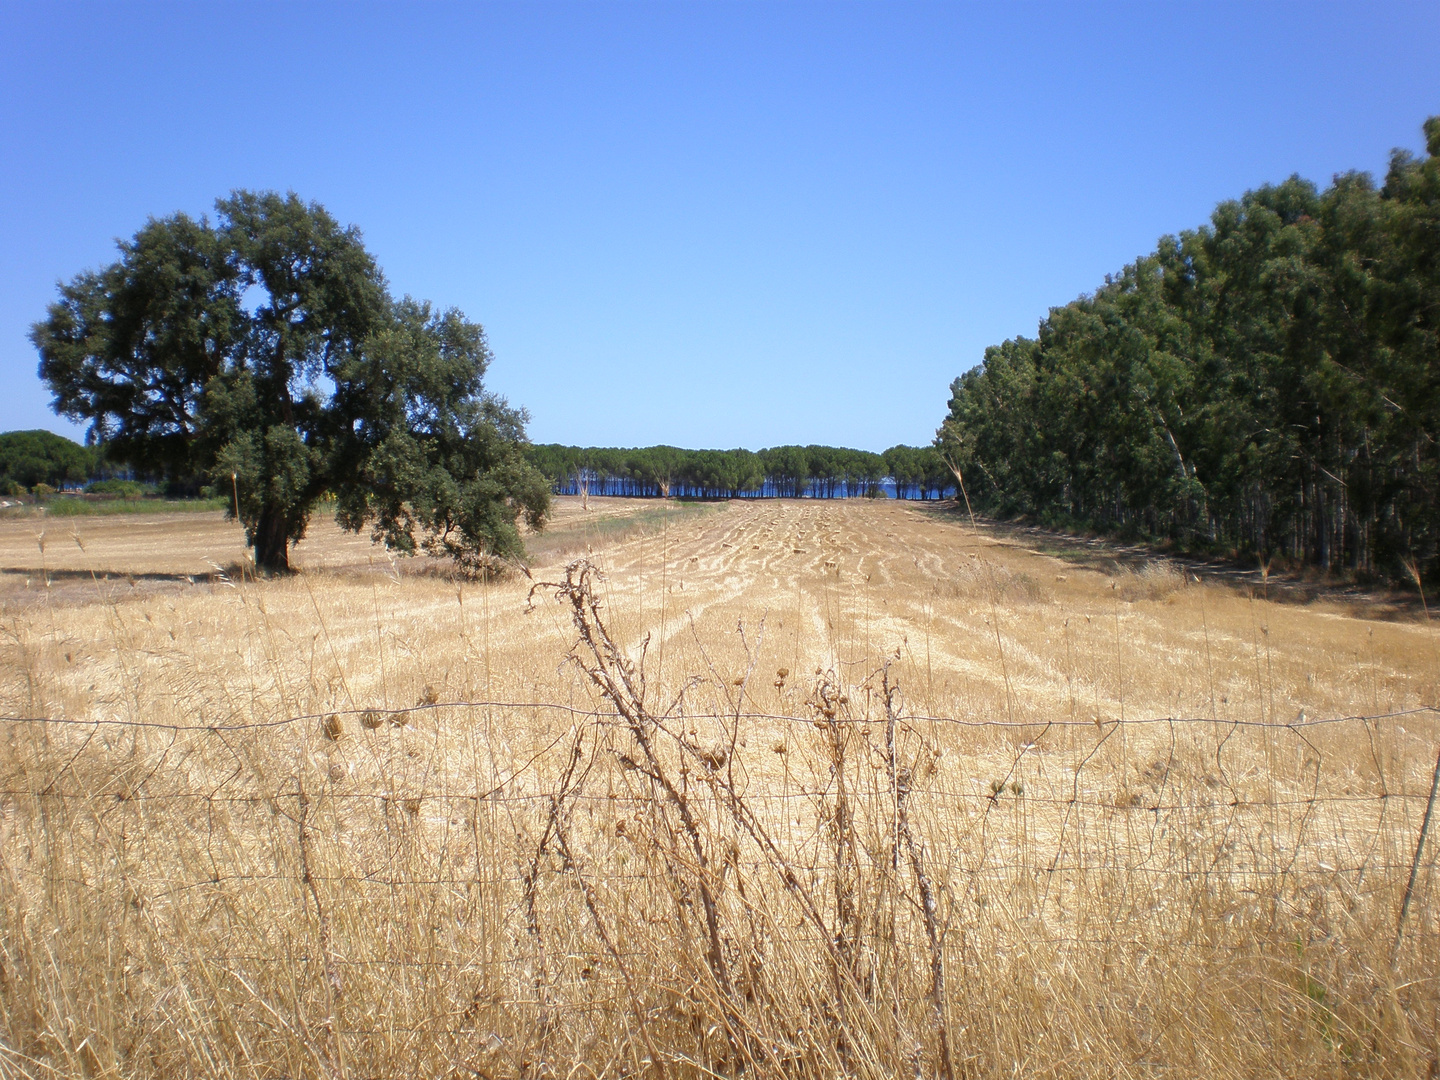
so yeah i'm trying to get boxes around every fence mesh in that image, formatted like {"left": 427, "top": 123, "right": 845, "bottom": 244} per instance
{"left": 3, "top": 684, "right": 1438, "bottom": 1079}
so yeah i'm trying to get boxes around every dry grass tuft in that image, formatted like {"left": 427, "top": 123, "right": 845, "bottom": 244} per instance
{"left": 1115, "top": 559, "right": 1188, "bottom": 602}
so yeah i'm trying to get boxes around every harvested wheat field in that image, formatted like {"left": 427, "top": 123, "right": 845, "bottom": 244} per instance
{"left": 2, "top": 497, "right": 1438, "bottom": 1079}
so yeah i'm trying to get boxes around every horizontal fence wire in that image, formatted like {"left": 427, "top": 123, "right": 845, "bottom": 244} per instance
{"left": 2, "top": 699, "right": 1437, "bottom": 1070}
{"left": 5, "top": 700, "right": 1437, "bottom": 730}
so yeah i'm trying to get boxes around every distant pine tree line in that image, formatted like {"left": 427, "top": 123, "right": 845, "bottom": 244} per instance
{"left": 938, "top": 116, "right": 1440, "bottom": 579}
{"left": 527, "top": 444, "right": 956, "bottom": 500}
{"left": 0, "top": 429, "right": 102, "bottom": 495}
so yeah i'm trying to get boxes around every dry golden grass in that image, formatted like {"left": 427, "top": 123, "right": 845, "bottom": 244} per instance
{"left": 1, "top": 497, "right": 1437, "bottom": 1078}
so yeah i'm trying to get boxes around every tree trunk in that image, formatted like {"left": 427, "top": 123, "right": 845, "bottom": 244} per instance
{"left": 254, "top": 504, "right": 291, "bottom": 573}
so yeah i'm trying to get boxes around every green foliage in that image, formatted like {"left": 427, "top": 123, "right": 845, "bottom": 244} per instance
{"left": 32, "top": 191, "right": 548, "bottom": 573}
{"left": 32, "top": 496, "right": 229, "bottom": 518}
{"left": 0, "top": 429, "right": 98, "bottom": 490}
{"left": 883, "top": 444, "right": 951, "bottom": 499}
{"left": 332, "top": 299, "right": 551, "bottom": 574}
{"left": 938, "top": 115, "right": 1440, "bottom": 579}
{"left": 84, "top": 479, "right": 153, "bottom": 497}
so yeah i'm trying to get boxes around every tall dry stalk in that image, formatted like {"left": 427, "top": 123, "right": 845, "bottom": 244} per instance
{"left": 880, "top": 663, "right": 955, "bottom": 1080}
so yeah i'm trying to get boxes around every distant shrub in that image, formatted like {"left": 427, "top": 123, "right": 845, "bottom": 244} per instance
{"left": 1117, "top": 561, "right": 1187, "bottom": 602}
{"left": 86, "top": 479, "right": 151, "bottom": 498}
{"left": 31, "top": 482, "right": 56, "bottom": 497}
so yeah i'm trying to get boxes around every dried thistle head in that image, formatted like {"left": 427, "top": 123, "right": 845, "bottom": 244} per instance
{"left": 359, "top": 710, "right": 383, "bottom": 729}
{"left": 322, "top": 714, "right": 343, "bottom": 740}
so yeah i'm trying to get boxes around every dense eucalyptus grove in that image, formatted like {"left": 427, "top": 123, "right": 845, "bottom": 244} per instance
{"left": 938, "top": 116, "right": 1440, "bottom": 579}
{"left": 527, "top": 443, "right": 954, "bottom": 500}
{"left": 32, "top": 191, "right": 549, "bottom": 572}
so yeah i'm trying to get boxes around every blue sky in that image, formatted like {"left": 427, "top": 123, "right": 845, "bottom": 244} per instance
{"left": 2, "top": 2, "right": 1438, "bottom": 452}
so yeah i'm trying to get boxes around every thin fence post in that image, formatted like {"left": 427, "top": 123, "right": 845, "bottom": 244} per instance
{"left": 1393, "top": 747, "right": 1440, "bottom": 969}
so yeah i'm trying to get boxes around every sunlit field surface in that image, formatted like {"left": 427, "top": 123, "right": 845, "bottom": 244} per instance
{"left": 2, "top": 497, "right": 1437, "bottom": 1079}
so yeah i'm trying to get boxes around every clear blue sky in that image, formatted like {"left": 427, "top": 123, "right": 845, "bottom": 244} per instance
{"left": 3, "top": 2, "right": 1438, "bottom": 453}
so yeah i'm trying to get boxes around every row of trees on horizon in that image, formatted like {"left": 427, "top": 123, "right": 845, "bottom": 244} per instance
{"left": 0, "top": 431, "right": 960, "bottom": 504}
{"left": 938, "top": 115, "right": 1440, "bottom": 579}
{"left": 525, "top": 443, "right": 957, "bottom": 500}
{"left": 0, "top": 429, "right": 105, "bottom": 495}
{"left": 0, "top": 429, "right": 960, "bottom": 504}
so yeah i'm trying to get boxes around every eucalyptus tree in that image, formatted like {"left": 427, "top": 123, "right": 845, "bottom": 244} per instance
{"left": 936, "top": 114, "right": 1440, "bottom": 578}
{"left": 1375, "top": 116, "right": 1440, "bottom": 569}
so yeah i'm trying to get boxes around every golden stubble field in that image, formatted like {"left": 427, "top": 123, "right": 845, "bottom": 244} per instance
{"left": 1, "top": 497, "right": 1438, "bottom": 1079}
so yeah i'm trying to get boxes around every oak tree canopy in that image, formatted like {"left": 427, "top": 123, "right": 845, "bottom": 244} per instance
{"left": 32, "top": 191, "right": 549, "bottom": 572}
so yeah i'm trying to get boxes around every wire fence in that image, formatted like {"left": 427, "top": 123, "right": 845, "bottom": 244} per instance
{"left": 2, "top": 691, "right": 1438, "bottom": 1078}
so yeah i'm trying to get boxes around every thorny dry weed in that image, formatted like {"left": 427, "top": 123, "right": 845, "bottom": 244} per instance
{"left": 1, "top": 498, "right": 1438, "bottom": 1078}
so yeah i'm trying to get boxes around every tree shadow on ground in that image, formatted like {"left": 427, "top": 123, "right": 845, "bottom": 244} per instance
{"left": 910, "top": 501, "right": 1432, "bottom": 623}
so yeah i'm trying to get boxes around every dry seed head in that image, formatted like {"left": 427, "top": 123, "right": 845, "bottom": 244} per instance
{"left": 359, "top": 710, "right": 383, "bottom": 729}
{"left": 322, "top": 714, "right": 343, "bottom": 740}
{"left": 696, "top": 742, "right": 728, "bottom": 770}
{"left": 387, "top": 711, "right": 409, "bottom": 727}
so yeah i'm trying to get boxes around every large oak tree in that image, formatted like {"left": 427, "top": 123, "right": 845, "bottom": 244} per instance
{"left": 32, "top": 191, "right": 549, "bottom": 572}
